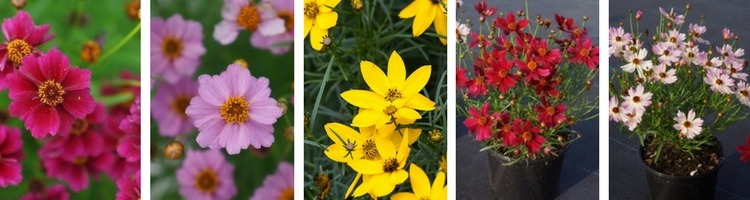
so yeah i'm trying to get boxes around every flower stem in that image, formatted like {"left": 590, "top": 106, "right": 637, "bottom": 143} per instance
{"left": 96, "top": 23, "right": 141, "bottom": 68}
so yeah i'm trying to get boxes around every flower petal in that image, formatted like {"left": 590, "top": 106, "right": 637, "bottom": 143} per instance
{"left": 340, "top": 90, "right": 385, "bottom": 109}
{"left": 213, "top": 20, "right": 240, "bottom": 45}
{"left": 388, "top": 51, "right": 406, "bottom": 87}
{"left": 412, "top": 3, "right": 436, "bottom": 36}
{"left": 360, "top": 60, "right": 391, "bottom": 95}
{"left": 315, "top": 12, "right": 338, "bottom": 30}
{"left": 324, "top": 122, "right": 360, "bottom": 143}
{"left": 405, "top": 93, "right": 435, "bottom": 111}
{"left": 409, "top": 163, "right": 431, "bottom": 197}
{"left": 400, "top": 65, "right": 432, "bottom": 95}
{"left": 348, "top": 159, "right": 385, "bottom": 175}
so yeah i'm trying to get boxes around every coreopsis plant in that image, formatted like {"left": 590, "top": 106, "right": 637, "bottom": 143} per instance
{"left": 610, "top": 5, "right": 750, "bottom": 175}
{"left": 457, "top": 1, "right": 599, "bottom": 162}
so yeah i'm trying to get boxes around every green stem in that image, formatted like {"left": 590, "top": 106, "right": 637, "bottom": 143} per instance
{"left": 96, "top": 23, "right": 141, "bottom": 68}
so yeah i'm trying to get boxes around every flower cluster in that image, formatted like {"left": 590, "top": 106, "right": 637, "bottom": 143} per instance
{"left": 457, "top": 1, "right": 598, "bottom": 160}
{"left": 0, "top": 7, "right": 141, "bottom": 199}
{"left": 609, "top": 6, "right": 750, "bottom": 161}
{"left": 151, "top": 1, "right": 294, "bottom": 199}
{"left": 319, "top": 51, "right": 446, "bottom": 199}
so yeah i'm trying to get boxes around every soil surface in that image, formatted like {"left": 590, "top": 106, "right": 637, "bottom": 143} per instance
{"left": 642, "top": 137, "right": 722, "bottom": 176}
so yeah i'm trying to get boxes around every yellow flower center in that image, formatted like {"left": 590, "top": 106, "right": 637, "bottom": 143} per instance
{"left": 527, "top": 61, "right": 538, "bottom": 70}
{"left": 237, "top": 5, "right": 261, "bottom": 32}
{"left": 477, "top": 117, "right": 487, "bottom": 126}
{"left": 383, "top": 158, "right": 399, "bottom": 172}
{"left": 522, "top": 131, "right": 532, "bottom": 142}
{"left": 537, "top": 48, "right": 547, "bottom": 56}
{"left": 278, "top": 187, "right": 294, "bottom": 200}
{"left": 171, "top": 95, "right": 192, "bottom": 119}
{"left": 546, "top": 107, "right": 555, "bottom": 116}
{"left": 162, "top": 36, "right": 183, "bottom": 60}
{"left": 38, "top": 80, "right": 65, "bottom": 106}
{"left": 70, "top": 119, "right": 89, "bottom": 135}
{"left": 385, "top": 88, "right": 402, "bottom": 102}
{"left": 7, "top": 39, "right": 32, "bottom": 65}
{"left": 304, "top": 2, "right": 319, "bottom": 19}
{"left": 220, "top": 96, "right": 250, "bottom": 124}
{"left": 72, "top": 157, "right": 87, "bottom": 165}
{"left": 195, "top": 169, "right": 219, "bottom": 194}
{"left": 580, "top": 48, "right": 590, "bottom": 57}
{"left": 384, "top": 105, "right": 397, "bottom": 116}
{"left": 361, "top": 139, "right": 379, "bottom": 159}
{"left": 278, "top": 11, "right": 294, "bottom": 32}
{"left": 164, "top": 141, "right": 185, "bottom": 160}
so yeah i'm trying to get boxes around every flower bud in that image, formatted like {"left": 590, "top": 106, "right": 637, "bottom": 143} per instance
{"left": 233, "top": 58, "right": 249, "bottom": 68}
{"left": 351, "top": 0, "right": 364, "bottom": 13}
{"left": 11, "top": 0, "right": 26, "bottom": 10}
{"left": 429, "top": 129, "right": 443, "bottom": 143}
{"left": 686, "top": 3, "right": 692, "bottom": 10}
{"left": 80, "top": 40, "right": 102, "bottom": 64}
{"left": 284, "top": 126, "right": 294, "bottom": 141}
{"left": 126, "top": 0, "right": 140, "bottom": 21}
{"left": 164, "top": 141, "right": 184, "bottom": 160}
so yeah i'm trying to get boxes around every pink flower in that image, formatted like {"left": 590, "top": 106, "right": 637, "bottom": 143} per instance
{"left": 40, "top": 139, "right": 115, "bottom": 191}
{"left": 722, "top": 28, "right": 733, "bottom": 41}
{"left": 7, "top": 49, "right": 95, "bottom": 138}
{"left": 0, "top": 125, "right": 23, "bottom": 187}
{"left": 176, "top": 150, "right": 237, "bottom": 200}
{"left": 621, "top": 84, "right": 652, "bottom": 114}
{"left": 688, "top": 24, "right": 709, "bottom": 45}
{"left": 43, "top": 104, "right": 106, "bottom": 161}
{"left": 20, "top": 183, "right": 69, "bottom": 200}
{"left": 673, "top": 109, "right": 703, "bottom": 139}
{"left": 704, "top": 67, "right": 734, "bottom": 94}
{"left": 738, "top": 136, "right": 750, "bottom": 162}
{"left": 185, "top": 65, "right": 283, "bottom": 155}
{"left": 658, "top": 7, "right": 684, "bottom": 25}
{"left": 153, "top": 77, "right": 197, "bottom": 137}
{"left": 250, "top": 0, "right": 294, "bottom": 54}
{"left": 118, "top": 97, "right": 140, "bottom": 162}
{"left": 0, "top": 10, "right": 54, "bottom": 90}
{"left": 609, "top": 97, "right": 625, "bottom": 122}
{"left": 152, "top": 14, "right": 206, "bottom": 84}
{"left": 116, "top": 170, "right": 140, "bottom": 200}
{"left": 214, "top": 0, "right": 285, "bottom": 45}
{"left": 463, "top": 103, "right": 499, "bottom": 141}
{"left": 250, "top": 162, "right": 293, "bottom": 200}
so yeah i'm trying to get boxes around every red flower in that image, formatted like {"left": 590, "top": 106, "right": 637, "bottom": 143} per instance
{"left": 457, "top": 66, "right": 469, "bottom": 88}
{"left": 494, "top": 35, "right": 518, "bottom": 56}
{"left": 474, "top": 1, "right": 497, "bottom": 19}
{"left": 494, "top": 13, "right": 529, "bottom": 36}
{"left": 527, "top": 38, "right": 562, "bottom": 67}
{"left": 535, "top": 101, "right": 567, "bottom": 127}
{"left": 464, "top": 103, "right": 499, "bottom": 141}
{"left": 466, "top": 76, "right": 488, "bottom": 97}
{"left": 7, "top": 49, "right": 95, "bottom": 138}
{"left": 484, "top": 52, "right": 517, "bottom": 93}
{"left": 570, "top": 38, "right": 599, "bottom": 70}
{"left": 529, "top": 77, "right": 560, "bottom": 97}
{"left": 469, "top": 32, "right": 491, "bottom": 49}
{"left": 516, "top": 58, "right": 551, "bottom": 82}
{"left": 0, "top": 11, "right": 54, "bottom": 90}
{"left": 511, "top": 119, "right": 545, "bottom": 154}
{"left": 739, "top": 136, "right": 750, "bottom": 163}
{"left": 554, "top": 14, "right": 578, "bottom": 33}
{"left": 495, "top": 112, "right": 517, "bottom": 146}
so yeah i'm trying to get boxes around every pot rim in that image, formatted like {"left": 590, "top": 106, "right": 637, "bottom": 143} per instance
{"left": 488, "top": 131, "right": 577, "bottom": 164}
{"left": 639, "top": 138, "right": 724, "bottom": 180}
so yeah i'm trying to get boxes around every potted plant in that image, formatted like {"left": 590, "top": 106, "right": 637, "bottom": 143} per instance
{"left": 457, "top": 1, "right": 599, "bottom": 199}
{"left": 609, "top": 5, "right": 750, "bottom": 199}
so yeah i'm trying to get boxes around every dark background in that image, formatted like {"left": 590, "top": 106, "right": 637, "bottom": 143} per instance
{"left": 609, "top": 0, "right": 750, "bottom": 199}
{"left": 456, "top": 0, "right": 600, "bottom": 199}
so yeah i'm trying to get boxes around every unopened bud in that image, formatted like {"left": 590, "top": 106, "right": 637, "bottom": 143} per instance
{"left": 429, "top": 129, "right": 443, "bottom": 143}
{"left": 686, "top": 3, "right": 692, "bottom": 10}
{"left": 11, "top": 0, "right": 26, "bottom": 9}
{"left": 284, "top": 126, "right": 294, "bottom": 141}
{"left": 351, "top": 0, "right": 364, "bottom": 12}
{"left": 165, "top": 141, "right": 184, "bottom": 160}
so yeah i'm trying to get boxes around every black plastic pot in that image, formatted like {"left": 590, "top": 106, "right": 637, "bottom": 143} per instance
{"left": 486, "top": 144, "right": 569, "bottom": 200}
{"left": 640, "top": 142, "right": 724, "bottom": 200}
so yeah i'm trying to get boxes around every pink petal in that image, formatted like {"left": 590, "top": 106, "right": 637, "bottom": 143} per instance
{"left": 213, "top": 20, "right": 240, "bottom": 45}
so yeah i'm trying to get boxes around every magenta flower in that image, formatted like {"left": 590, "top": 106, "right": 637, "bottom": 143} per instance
{"left": 116, "top": 170, "right": 141, "bottom": 200}
{"left": 250, "top": 162, "right": 293, "bottom": 200}
{"left": 152, "top": 15, "right": 206, "bottom": 84}
{"left": 40, "top": 140, "right": 115, "bottom": 191}
{"left": 176, "top": 150, "right": 237, "bottom": 200}
{"left": 7, "top": 49, "right": 95, "bottom": 138}
{"left": 0, "top": 10, "right": 54, "bottom": 90}
{"left": 0, "top": 125, "right": 23, "bottom": 187}
{"left": 250, "top": 0, "right": 293, "bottom": 54}
{"left": 153, "top": 77, "right": 198, "bottom": 137}
{"left": 43, "top": 103, "right": 106, "bottom": 161}
{"left": 20, "top": 183, "right": 69, "bottom": 200}
{"left": 185, "top": 65, "right": 283, "bottom": 155}
{"left": 214, "top": 0, "right": 285, "bottom": 45}
{"left": 118, "top": 96, "right": 141, "bottom": 163}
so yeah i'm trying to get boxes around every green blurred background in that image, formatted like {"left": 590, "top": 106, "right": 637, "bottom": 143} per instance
{"left": 151, "top": 0, "right": 294, "bottom": 199}
{"left": 0, "top": 0, "right": 141, "bottom": 199}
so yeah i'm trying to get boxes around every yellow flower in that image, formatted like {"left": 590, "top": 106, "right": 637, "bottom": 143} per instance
{"left": 304, "top": 0, "right": 340, "bottom": 50}
{"left": 348, "top": 130, "right": 411, "bottom": 197}
{"left": 324, "top": 123, "right": 393, "bottom": 162}
{"left": 388, "top": 127, "right": 422, "bottom": 148}
{"left": 341, "top": 51, "right": 435, "bottom": 128}
{"left": 439, "top": 155, "right": 447, "bottom": 173}
{"left": 399, "top": 0, "right": 447, "bottom": 45}
{"left": 391, "top": 164, "right": 447, "bottom": 200}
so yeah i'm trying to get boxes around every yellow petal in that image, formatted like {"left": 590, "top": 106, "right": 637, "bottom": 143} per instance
{"left": 388, "top": 51, "right": 406, "bottom": 87}
{"left": 409, "top": 163, "right": 431, "bottom": 197}
{"left": 375, "top": 137, "right": 396, "bottom": 158}
{"left": 341, "top": 90, "right": 385, "bottom": 109}
{"left": 397, "top": 128, "right": 411, "bottom": 163}
{"left": 406, "top": 128, "right": 422, "bottom": 145}
{"left": 351, "top": 109, "right": 384, "bottom": 127}
{"left": 405, "top": 93, "right": 436, "bottom": 111}
{"left": 400, "top": 65, "right": 432, "bottom": 95}
{"left": 434, "top": 8, "right": 447, "bottom": 45}
{"left": 323, "top": 0, "right": 341, "bottom": 10}
{"left": 352, "top": 174, "right": 376, "bottom": 197}
{"left": 304, "top": 17, "right": 313, "bottom": 38}
{"left": 412, "top": 3, "right": 435, "bottom": 36}
{"left": 360, "top": 61, "right": 391, "bottom": 95}
{"left": 391, "top": 192, "right": 418, "bottom": 200}
{"left": 369, "top": 174, "right": 396, "bottom": 197}
{"left": 345, "top": 173, "right": 362, "bottom": 198}
{"left": 431, "top": 171, "right": 447, "bottom": 198}
{"left": 324, "top": 144, "right": 352, "bottom": 162}
{"left": 324, "top": 122, "right": 361, "bottom": 143}
{"left": 396, "top": 108, "right": 422, "bottom": 121}
{"left": 390, "top": 169, "right": 409, "bottom": 184}
{"left": 310, "top": 26, "right": 327, "bottom": 51}
{"left": 316, "top": 12, "right": 338, "bottom": 30}
{"left": 349, "top": 159, "right": 385, "bottom": 175}
{"left": 398, "top": 0, "right": 419, "bottom": 19}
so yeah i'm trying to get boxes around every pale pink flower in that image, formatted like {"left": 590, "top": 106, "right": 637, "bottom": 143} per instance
{"left": 673, "top": 109, "right": 703, "bottom": 139}
{"left": 621, "top": 49, "right": 652, "bottom": 78}
{"left": 621, "top": 84, "right": 652, "bottom": 114}
{"left": 704, "top": 67, "right": 734, "bottom": 94}
{"left": 652, "top": 63, "right": 677, "bottom": 84}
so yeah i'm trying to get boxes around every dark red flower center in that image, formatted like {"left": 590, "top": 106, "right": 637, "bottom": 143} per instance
{"left": 705, "top": 61, "right": 713, "bottom": 67}
{"left": 385, "top": 88, "right": 402, "bottom": 102}
{"left": 716, "top": 79, "right": 723, "bottom": 85}
{"left": 70, "top": 119, "right": 89, "bottom": 135}
{"left": 162, "top": 36, "right": 183, "bottom": 60}
{"left": 237, "top": 4, "right": 261, "bottom": 32}
{"left": 612, "top": 106, "right": 620, "bottom": 113}
{"left": 659, "top": 72, "right": 667, "bottom": 78}
{"left": 195, "top": 168, "right": 219, "bottom": 193}
{"left": 362, "top": 139, "right": 379, "bottom": 159}
{"left": 383, "top": 158, "right": 399, "bottom": 172}
{"left": 615, "top": 36, "right": 622, "bottom": 42}
{"left": 7, "top": 39, "right": 31, "bottom": 65}
{"left": 171, "top": 95, "right": 192, "bottom": 119}
{"left": 731, "top": 68, "right": 737, "bottom": 74}
{"left": 220, "top": 96, "right": 250, "bottom": 124}
{"left": 663, "top": 50, "right": 670, "bottom": 56}
{"left": 72, "top": 157, "right": 87, "bottom": 165}
{"left": 522, "top": 131, "right": 532, "bottom": 142}
{"left": 304, "top": 2, "right": 319, "bottom": 19}
{"left": 37, "top": 80, "right": 66, "bottom": 107}
{"left": 683, "top": 121, "right": 691, "bottom": 128}
{"left": 741, "top": 90, "right": 749, "bottom": 97}
{"left": 632, "top": 96, "right": 641, "bottom": 103}
{"left": 670, "top": 37, "right": 677, "bottom": 43}
{"left": 632, "top": 58, "right": 641, "bottom": 65}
